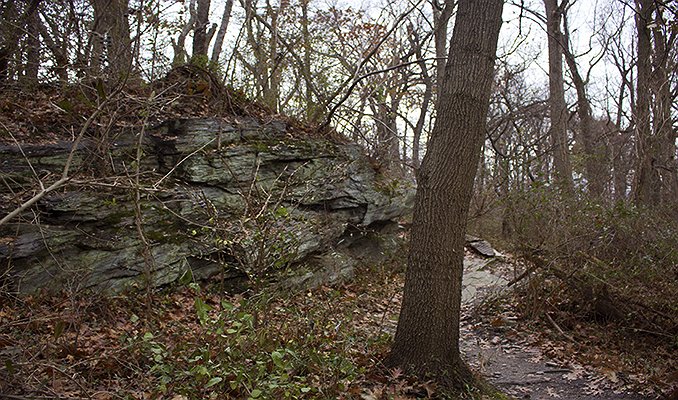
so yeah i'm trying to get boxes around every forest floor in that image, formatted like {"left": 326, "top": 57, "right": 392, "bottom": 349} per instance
{"left": 457, "top": 256, "right": 658, "bottom": 400}
{"left": 0, "top": 250, "right": 673, "bottom": 399}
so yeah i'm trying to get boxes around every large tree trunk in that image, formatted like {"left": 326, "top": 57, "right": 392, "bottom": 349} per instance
{"left": 90, "top": 0, "right": 132, "bottom": 79}
{"left": 544, "top": 0, "right": 573, "bottom": 191}
{"left": 632, "top": 0, "right": 659, "bottom": 205}
{"left": 386, "top": 0, "right": 503, "bottom": 389}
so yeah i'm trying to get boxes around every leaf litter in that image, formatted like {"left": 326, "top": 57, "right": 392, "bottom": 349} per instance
{"left": 0, "top": 253, "right": 672, "bottom": 399}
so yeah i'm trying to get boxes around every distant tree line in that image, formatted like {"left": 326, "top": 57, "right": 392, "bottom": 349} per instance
{"left": 1, "top": 0, "right": 676, "bottom": 208}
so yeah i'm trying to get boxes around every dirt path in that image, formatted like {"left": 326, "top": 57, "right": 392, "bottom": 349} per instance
{"left": 459, "top": 256, "right": 654, "bottom": 400}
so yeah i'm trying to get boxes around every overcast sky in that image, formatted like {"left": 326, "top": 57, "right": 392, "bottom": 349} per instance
{"left": 195, "top": 0, "right": 629, "bottom": 118}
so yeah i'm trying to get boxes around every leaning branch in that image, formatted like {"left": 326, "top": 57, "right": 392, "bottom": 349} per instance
{"left": 319, "top": 0, "right": 426, "bottom": 130}
{"left": 0, "top": 104, "right": 105, "bottom": 227}
{"left": 319, "top": 56, "right": 442, "bottom": 130}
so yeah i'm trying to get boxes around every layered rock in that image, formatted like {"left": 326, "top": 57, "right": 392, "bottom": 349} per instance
{"left": 0, "top": 118, "right": 414, "bottom": 293}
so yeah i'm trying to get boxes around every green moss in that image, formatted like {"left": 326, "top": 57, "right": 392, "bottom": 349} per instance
{"left": 250, "top": 141, "right": 271, "bottom": 153}
{"left": 374, "top": 178, "right": 402, "bottom": 198}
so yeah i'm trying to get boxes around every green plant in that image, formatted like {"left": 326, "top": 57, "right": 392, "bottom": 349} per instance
{"left": 129, "top": 283, "right": 371, "bottom": 398}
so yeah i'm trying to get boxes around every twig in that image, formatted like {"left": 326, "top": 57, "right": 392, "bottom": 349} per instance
{"left": 4, "top": 127, "right": 43, "bottom": 190}
{"left": 545, "top": 312, "right": 576, "bottom": 342}
{"left": 131, "top": 91, "right": 158, "bottom": 308}
{"left": 152, "top": 137, "right": 216, "bottom": 188}
{"left": 0, "top": 100, "right": 107, "bottom": 227}
{"left": 507, "top": 262, "right": 540, "bottom": 286}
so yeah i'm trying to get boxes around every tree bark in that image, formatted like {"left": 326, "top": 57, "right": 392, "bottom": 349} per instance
{"left": 90, "top": 0, "right": 132, "bottom": 79}
{"left": 562, "top": 16, "right": 607, "bottom": 199}
{"left": 191, "top": 0, "right": 211, "bottom": 60}
{"left": 386, "top": 0, "right": 504, "bottom": 389}
{"left": 210, "top": 0, "right": 234, "bottom": 64}
{"left": 632, "top": 0, "right": 659, "bottom": 205}
{"left": 544, "top": 0, "right": 573, "bottom": 191}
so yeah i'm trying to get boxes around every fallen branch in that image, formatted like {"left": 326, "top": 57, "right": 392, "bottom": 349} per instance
{"left": 520, "top": 251, "right": 626, "bottom": 321}
{"left": 545, "top": 312, "right": 576, "bottom": 342}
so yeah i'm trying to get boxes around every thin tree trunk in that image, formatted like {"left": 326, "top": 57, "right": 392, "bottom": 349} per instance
{"left": 0, "top": 0, "right": 42, "bottom": 84}
{"left": 300, "top": 0, "right": 315, "bottom": 121}
{"left": 36, "top": 12, "right": 69, "bottom": 83}
{"left": 21, "top": 11, "right": 40, "bottom": 87}
{"left": 263, "top": 0, "right": 281, "bottom": 112}
{"left": 192, "top": 0, "right": 211, "bottom": 60}
{"left": 386, "top": 0, "right": 504, "bottom": 388}
{"left": 562, "top": 16, "right": 606, "bottom": 198}
{"left": 650, "top": 7, "right": 676, "bottom": 205}
{"left": 90, "top": 0, "right": 132, "bottom": 79}
{"left": 432, "top": 0, "right": 453, "bottom": 93}
{"left": 412, "top": 80, "right": 432, "bottom": 170}
{"left": 408, "top": 23, "right": 433, "bottom": 170}
{"left": 210, "top": 0, "right": 234, "bottom": 64}
{"left": 611, "top": 125, "right": 631, "bottom": 202}
{"left": 172, "top": 0, "right": 196, "bottom": 66}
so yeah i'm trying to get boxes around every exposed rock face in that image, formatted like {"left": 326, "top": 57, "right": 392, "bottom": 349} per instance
{"left": 0, "top": 118, "right": 414, "bottom": 293}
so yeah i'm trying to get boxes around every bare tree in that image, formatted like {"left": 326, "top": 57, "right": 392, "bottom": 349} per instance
{"left": 544, "top": 0, "right": 573, "bottom": 190}
{"left": 386, "top": 0, "right": 504, "bottom": 389}
{"left": 191, "top": 0, "right": 212, "bottom": 61}
{"left": 562, "top": 11, "right": 608, "bottom": 198}
{"left": 211, "top": 0, "right": 235, "bottom": 64}
{"left": 90, "top": 0, "right": 133, "bottom": 79}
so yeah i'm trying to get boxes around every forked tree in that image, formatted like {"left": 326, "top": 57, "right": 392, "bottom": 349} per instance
{"left": 385, "top": 0, "right": 504, "bottom": 389}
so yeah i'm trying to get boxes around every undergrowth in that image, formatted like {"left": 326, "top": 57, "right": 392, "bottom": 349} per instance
{"left": 0, "top": 262, "right": 460, "bottom": 399}
{"left": 506, "top": 188, "right": 677, "bottom": 323}
{"left": 469, "top": 186, "right": 678, "bottom": 394}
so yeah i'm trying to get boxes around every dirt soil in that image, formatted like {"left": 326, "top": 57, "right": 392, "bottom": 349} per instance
{"left": 458, "top": 255, "right": 658, "bottom": 400}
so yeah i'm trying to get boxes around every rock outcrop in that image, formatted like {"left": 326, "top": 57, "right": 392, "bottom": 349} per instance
{"left": 0, "top": 118, "right": 414, "bottom": 293}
